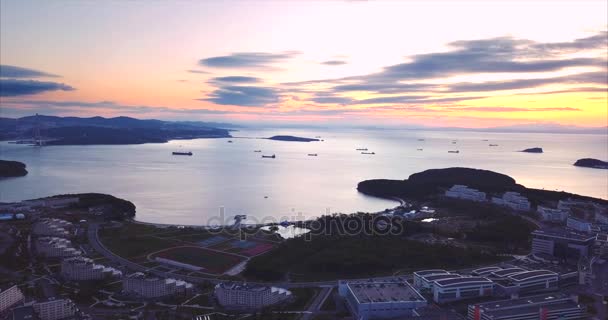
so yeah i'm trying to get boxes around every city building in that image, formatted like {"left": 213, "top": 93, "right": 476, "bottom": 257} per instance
{"left": 531, "top": 229, "right": 596, "bottom": 259}
{"left": 338, "top": 279, "right": 427, "bottom": 320}
{"left": 61, "top": 256, "right": 122, "bottom": 281}
{"left": 11, "top": 305, "right": 35, "bottom": 320}
{"left": 35, "top": 237, "right": 81, "bottom": 258}
{"left": 214, "top": 282, "right": 291, "bottom": 310}
{"left": 494, "top": 270, "right": 559, "bottom": 297}
{"left": 445, "top": 185, "right": 487, "bottom": 202}
{"left": 467, "top": 292, "right": 586, "bottom": 320}
{"left": 487, "top": 268, "right": 526, "bottom": 280}
{"left": 122, "top": 272, "right": 193, "bottom": 299}
{"left": 566, "top": 217, "right": 592, "bottom": 233}
{"left": 471, "top": 266, "right": 502, "bottom": 277}
{"left": 596, "top": 212, "right": 608, "bottom": 224}
{"left": 413, "top": 269, "right": 449, "bottom": 288}
{"left": 413, "top": 270, "right": 462, "bottom": 292}
{"left": 32, "top": 218, "right": 73, "bottom": 238}
{"left": 491, "top": 192, "right": 531, "bottom": 211}
{"left": 0, "top": 285, "right": 25, "bottom": 314}
{"left": 537, "top": 206, "right": 569, "bottom": 222}
{"left": 432, "top": 277, "right": 494, "bottom": 303}
{"left": 33, "top": 298, "right": 78, "bottom": 320}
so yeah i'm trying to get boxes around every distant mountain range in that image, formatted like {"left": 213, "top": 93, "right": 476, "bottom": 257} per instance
{"left": 0, "top": 115, "right": 232, "bottom": 145}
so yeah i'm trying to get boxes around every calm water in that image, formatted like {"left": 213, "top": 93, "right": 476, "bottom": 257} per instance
{"left": 1, "top": 128, "right": 607, "bottom": 225}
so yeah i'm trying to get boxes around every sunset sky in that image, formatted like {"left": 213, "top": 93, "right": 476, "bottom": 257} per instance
{"left": 1, "top": 0, "right": 607, "bottom": 128}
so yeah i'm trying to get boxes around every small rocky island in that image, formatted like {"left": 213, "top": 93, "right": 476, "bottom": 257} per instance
{"left": 521, "top": 147, "right": 543, "bottom": 153}
{"left": 267, "top": 135, "right": 320, "bottom": 142}
{"left": 0, "top": 160, "right": 28, "bottom": 177}
{"left": 574, "top": 158, "right": 608, "bottom": 169}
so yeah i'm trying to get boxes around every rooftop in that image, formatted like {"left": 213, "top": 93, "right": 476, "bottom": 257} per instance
{"left": 346, "top": 279, "right": 425, "bottom": 304}
{"left": 414, "top": 269, "right": 449, "bottom": 276}
{"left": 423, "top": 273, "right": 462, "bottom": 282}
{"left": 472, "top": 266, "right": 502, "bottom": 275}
{"left": 216, "top": 282, "right": 277, "bottom": 292}
{"left": 532, "top": 228, "right": 596, "bottom": 241}
{"left": 472, "top": 293, "right": 583, "bottom": 318}
{"left": 433, "top": 277, "right": 493, "bottom": 288}
{"left": 490, "top": 268, "right": 525, "bottom": 278}
{"left": 508, "top": 270, "right": 557, "bottom": 281}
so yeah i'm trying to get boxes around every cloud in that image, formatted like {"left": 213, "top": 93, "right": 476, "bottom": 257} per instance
{"left": 0, "top": 65, "right": 59, "bottom": 78}
{"left": 448, "top": 106, "right": 581, "bottom": 112}
{"left": 199, "top": 51, "right": 299, "bottom": 69}
{"left": 187, "top": 69, "right": 211, "bottom": 74}
{"left": 0, "top": 79, "right": 75, "bottom": 96}
{"left": 210, "top": 76, "right": 261, "bottom": 83}
{"left": 321, "top": 60, "right": 347, "bottom": 66}
{"left": 202, "top": 85, "right": 280, "bottom": 106}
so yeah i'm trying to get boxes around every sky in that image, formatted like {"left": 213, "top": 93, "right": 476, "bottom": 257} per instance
{"left": 0, "top": 0, "right": 607, "bottom": 128}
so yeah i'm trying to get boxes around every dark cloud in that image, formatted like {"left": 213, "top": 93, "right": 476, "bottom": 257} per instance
{"left": 0, "top": 65, "right": 59, "bottom": 78}
{"left": 332, "top": 82, "right": 436, "bottom": 94}
{"left": 199, "top": 51, "right": 299, "bottom": 69}
{"left": 210, "top": 76, "right": 261, "bottom": 83}
{"left": 202, "top": 85, "right": 279, "bottom": 106}
{"left": 321, "top": 60, "right": 347, "bottom": 66}
{"left": 0, "top": 79, "right": 75, "bottom": 96}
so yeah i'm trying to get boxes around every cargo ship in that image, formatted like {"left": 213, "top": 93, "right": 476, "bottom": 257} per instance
{"left": 262, "top": 154, "right": 276, "bottom": 158}
{"left": 448, "top": 150, "right": 460, "bottom": 153}
{"left": 172, "top": 151, "right": 193, "bottom": 156}
{"left": 361, "top": 152, "right": 376, "bottom": 155}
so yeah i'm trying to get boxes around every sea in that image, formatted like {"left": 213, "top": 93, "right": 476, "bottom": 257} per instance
{"left": 1, "top": 128, "right": 607, "bottom": 226}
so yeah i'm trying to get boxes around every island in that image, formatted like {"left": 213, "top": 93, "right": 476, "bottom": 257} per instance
{"left": 521, "top": 147, "right": 543, "bottom": 153}
{"left": 574, "top": 158, "right": 608, "bottom": 169}
{"left": 0, "top": 115, "right": 232, "bottom": 145}
{"left": 0, "top": 160, "right": 28, "bottom": 177}
{"left": 267, "top": 135, "right": 320, "bottom": 142}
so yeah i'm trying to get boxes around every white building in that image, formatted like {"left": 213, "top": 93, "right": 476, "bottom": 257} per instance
{"left": 214, "top": 282, "right": 291, "bottom": 309}
{"left": 445, "top": 185, "right": 487, "bottom": 202}
{"left": 33, "top": 298, "right": 78, "bottom": 320}
{"left": 61, "top": 257, "right": 122, "bottom": 281}
{"left": 35, "top": 237, "right": 81, "bottom": 258}
{"left": 122, "top": 272, "right": 193, "bottom": 299}
{"left": 0, "top": 285, "right": 25, "bottom": 314}
{"left": 432, "top": 277, "right": 494, "bottom": 303}
{"left": 491, "top": 192, "right": 531, "bottom": 211}
{"left": 338, "top": 279, "right": 427, "bottom": 320}
{"left": 494, "top": 270, "right": 559, "bottom": 297}
{"left": 33, "top": 218, "right": 73, "bottom": 238}
{"left": 566, "top": 217, "right": 592, "bottom": 233}
{"left": 467, "top": 293, "right": 586, "bottom": 320}
{"left": 413, "top": 270, "right": 463, "bottom": 292}
{"left": 537, "top": 206, "right": 569, "bottom": 222}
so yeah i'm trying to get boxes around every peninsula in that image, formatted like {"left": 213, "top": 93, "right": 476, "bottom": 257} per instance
{"left": 0, "top": 160, "right": 28, "bottom": 177}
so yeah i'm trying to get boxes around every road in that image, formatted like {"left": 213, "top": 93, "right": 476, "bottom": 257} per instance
{"left": 300, "top": 286, "right": 332, "bottom": 320}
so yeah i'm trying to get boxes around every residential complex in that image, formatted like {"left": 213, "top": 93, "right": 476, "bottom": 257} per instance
{"left": 531, "top": 229, "right": 596, "bottom": 259}
{"left": 61, "top": 256, "right": 122, "bottom": 281}
{"left": 0, "top": 285, "right": 25, "bottom": 314}
{"left": 445, "top": 185, "right": 487, "bottom": 202}
{"left": 338, "top": 279, "right": 427, "bottom": 320}
{"left": 491, "top": 192, "right": 531, "bottom": 211}
{"left": 122, "top": 272, "right": 193, "bottom": 298}
{"left": 214, "top": 282, "right": 291, "bottom": 309}
{"left": 32, "top": 298, "right": 78, "bottom": 320}
{"left": 537, "top": 206, "right": 569, "bottom": 222}
{"left": 566, "top": 217, "right": 592, "bottom": 233}
{"left": 35, "top": 237, "right": 82, "bottom": 258}
{"left": 32, "top": 218, "right": 73, "bottom": 238}
{"left": 467, "top": 293, "right": 586, "bottom": 320}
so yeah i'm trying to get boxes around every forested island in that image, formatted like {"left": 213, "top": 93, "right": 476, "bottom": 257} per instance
{"left": 267, "top": 135, "right": 320, "bottom": 142}
{"left": 0, "top": 160, "right": 28, "bottom": 177}
{"left": 574, "top": 158, "right": 608, "bottom": 169}
{"left": 521, "top": 147, "right": 543, "bottom": 153}
{"left": 0, "top": 115, "right": 231, "bottom": 145}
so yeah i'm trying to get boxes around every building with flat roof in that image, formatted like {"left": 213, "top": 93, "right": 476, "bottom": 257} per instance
{"left": 487, "top": 268, "right": 525, "bottom": 279}
{"left": 432, "top": 277, "right": 494, "bottom": 303}
{"left": 471, "top": 267, "right": 502, "bottom": 277}
{"left": 338, "top": 279, "right": 427, "bottom": 320}
{"left": 566, "top": 217, "right": 592, "bottom": 233}
{"left": 413, "top": 272, "right": 462, "bottom": 293}
{"left": 413, "top": 269, "right": 449, "bottom": 288}
{"left": 32, "top": 298, "right": 78, "bottom": 320}
{"left": 61, "top": 257, "right": 122, "bottom": 281}
{"left": 467, "top": 292, "right": 586, "bottom": 320}
{"left": 214, "top": 282, "right": 291, "bottom": 310}
{"left": 445, "top": 185, "right": 486, "bottom": 202}
{"left": 32, "top": 218, "right": 73, "bottom": 238}
{"left": 122, "top": 272, "right": 192, "bottom": 299}
{"left": 537, "top": 206, "right": 569, "bottom": 222}
{"left": 34, "top": 237, "right": 81, "bottom": 258}
{"left": 494, "top": 270, "right": 559, "bottom": 297}
{"left": 0, "top": 285, "right": 25, "bottom": 315}
{"left": 531, "top": 229, "right": 596, "bottom": 259}
{"left": 492, "top": 192, "right": 531, "bottom": 211}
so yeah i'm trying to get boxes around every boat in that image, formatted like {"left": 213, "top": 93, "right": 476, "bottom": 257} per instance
{"left": 489, "top": 144, "right": 499, "bottom": 147}
{"left": 264, "top": 196, "right": 269, "bottom": 199}
{"left": 253, "top": 150, "right": 262, "bottom": 152}
{"left": 417, "top": 148, "right": 423, "bottom": 151}
{"left": 262, "top": 154, "right": 276, "bottom": 158}
{"left": 308, "top": 153, "right": 318, "bottom": 156}
{"left": 172, "top": 151, "right": 193, "bottom": 156}
{"left": 228, "top": 140, "right": 233, "bottom": 143}
{"left": 448, "top": 150, "right": 459, "bottom": 153}
{"left": 356, "top": 148, "right": 368, "bottom": 151}
{"left": 361, "top": 152, "right": 376, "bottom": 155}
{"left": 418, "top": 139, "right": 425, "bottom": 141}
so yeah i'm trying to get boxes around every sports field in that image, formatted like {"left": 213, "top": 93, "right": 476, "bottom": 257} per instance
{"left": 150, "top": 246, "right": 245, "bottom": 274}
